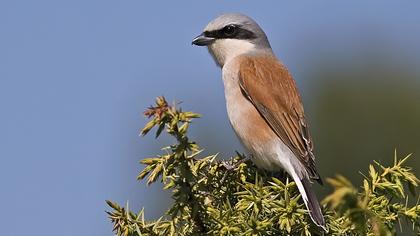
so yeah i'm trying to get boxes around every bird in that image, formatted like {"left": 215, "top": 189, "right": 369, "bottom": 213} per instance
{"left": 192, "top": 13, "right": 326, "bottom": 230}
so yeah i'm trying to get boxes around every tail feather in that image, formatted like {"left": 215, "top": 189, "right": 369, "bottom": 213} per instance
{"left": 294, "top": 176, "right": 327, "bottom": 231}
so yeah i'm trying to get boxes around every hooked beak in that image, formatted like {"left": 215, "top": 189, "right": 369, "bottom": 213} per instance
{"left": 192, "top": 33, "right": 215, "bottom": 46}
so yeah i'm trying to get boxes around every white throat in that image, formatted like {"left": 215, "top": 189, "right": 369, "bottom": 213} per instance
{"left": 208, "top": 39, "right": 255, "bottom": 67}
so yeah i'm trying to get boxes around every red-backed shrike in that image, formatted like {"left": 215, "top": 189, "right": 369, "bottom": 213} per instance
{"left": 192, "top": 13, "right": 326, "bottom": 230}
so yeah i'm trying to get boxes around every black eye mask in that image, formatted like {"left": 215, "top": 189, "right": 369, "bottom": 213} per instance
{"left": 204, "top": 24, "right": 257, "bottom": 40}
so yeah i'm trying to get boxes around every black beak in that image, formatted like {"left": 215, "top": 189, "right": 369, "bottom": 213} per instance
{"left": 192, "top": 33, "right": 215, "bottom": 46}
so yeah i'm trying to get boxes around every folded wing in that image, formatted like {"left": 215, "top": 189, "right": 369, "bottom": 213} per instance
{"left": 237, "top": 55, "right": 322, "bottom": 184}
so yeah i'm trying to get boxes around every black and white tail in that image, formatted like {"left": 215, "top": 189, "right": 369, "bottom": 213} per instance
{"left": 294, "top": 175, "right": 327, "bottom": 231}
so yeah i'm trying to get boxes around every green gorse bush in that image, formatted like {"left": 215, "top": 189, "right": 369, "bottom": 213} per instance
{"left": 107, "top": 97, "right": 420, "bottom": 236}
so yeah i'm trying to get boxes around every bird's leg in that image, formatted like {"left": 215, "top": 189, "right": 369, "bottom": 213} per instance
{"left": 221, "top": 151, "right": 251, "bottom": 170}
{"left": 221, "top": 152, "right": 252, "bottom": 182}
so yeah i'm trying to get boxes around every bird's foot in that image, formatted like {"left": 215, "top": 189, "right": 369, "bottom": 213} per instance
{"left": 221, "top": 152, "right": 251, "bottom": 170}
{"left": 221, "top": 152, "right": 251, "bottom": 182}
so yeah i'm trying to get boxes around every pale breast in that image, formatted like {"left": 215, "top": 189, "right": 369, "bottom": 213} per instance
{"left": 221, "top": 58, "right": 290, "bottom": 171}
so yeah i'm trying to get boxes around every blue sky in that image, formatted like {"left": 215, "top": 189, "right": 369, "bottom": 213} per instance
{"left": 1, "top": 1, "right": 419, "bottom": 235}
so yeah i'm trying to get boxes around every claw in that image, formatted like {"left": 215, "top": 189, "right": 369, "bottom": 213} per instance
{"left": 220, "top": 153, "right": 252, "bottom": 182}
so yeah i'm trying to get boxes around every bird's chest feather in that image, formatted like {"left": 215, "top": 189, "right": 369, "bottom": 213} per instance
{"left": 221, "top": 62, "right": 283, "bottom": 170}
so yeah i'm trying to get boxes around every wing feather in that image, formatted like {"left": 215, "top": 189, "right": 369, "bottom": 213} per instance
{"left": 237, "top": 55, "right": 322, "bottom": 183}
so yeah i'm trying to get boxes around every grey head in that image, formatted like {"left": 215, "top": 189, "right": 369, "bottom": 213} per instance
{"left": 192, "top": 13, "right": 273, "bottom": 67}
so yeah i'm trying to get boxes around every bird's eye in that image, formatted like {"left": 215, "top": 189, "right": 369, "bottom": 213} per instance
{"left": 222, "top": 25, "right": 237, "bottom": 37}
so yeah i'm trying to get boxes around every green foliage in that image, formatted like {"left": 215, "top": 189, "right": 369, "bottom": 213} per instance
{"left": 107, "top": 97, "right": 420, "bottom": 236}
